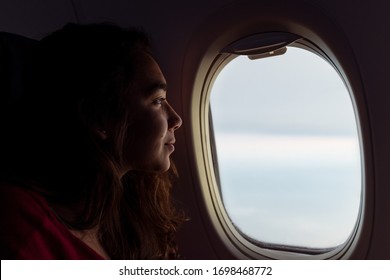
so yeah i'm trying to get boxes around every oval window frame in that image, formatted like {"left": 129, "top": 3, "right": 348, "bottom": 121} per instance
{"left": 208, "top": 36, "right": 363, "bottom": 256}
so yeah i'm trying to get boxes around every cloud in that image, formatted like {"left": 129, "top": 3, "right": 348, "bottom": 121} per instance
{"left": 214, "top": 133, "right": 361, "bottom": 167}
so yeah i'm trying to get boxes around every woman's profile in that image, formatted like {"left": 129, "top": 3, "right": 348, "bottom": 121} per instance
{"left": 0, "top": 23, "right": 184, "bottom": 259}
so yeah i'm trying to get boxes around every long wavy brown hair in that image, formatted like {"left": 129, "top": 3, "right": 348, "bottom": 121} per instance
{"left": 1, "top": 23, "right": 185, "bottom": 259}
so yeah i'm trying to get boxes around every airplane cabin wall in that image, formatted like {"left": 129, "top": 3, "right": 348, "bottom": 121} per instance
{"left": 0, "top": 0, "right": 389, "bottom": 259}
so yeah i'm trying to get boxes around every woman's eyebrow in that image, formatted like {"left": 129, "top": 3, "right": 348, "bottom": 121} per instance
{"left": 147, "top": 82, "right": 167, "bottom": 94}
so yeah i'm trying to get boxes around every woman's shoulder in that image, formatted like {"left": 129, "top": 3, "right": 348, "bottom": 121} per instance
{"left": 0, "top": 182, "right": 105, "bottom": 260}
{"left": 0, "top": 183, "right": 55, "bottom": 258}
{"left": 0, "top": 183, "right": 49, "bottom": 221}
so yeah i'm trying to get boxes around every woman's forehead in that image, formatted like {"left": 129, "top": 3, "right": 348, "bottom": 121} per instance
{"left": 132, "top": 52, "right": 167, "bottom": 95}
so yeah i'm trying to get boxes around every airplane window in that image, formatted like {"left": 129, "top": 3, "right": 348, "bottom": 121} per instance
{"left": 209, "top": 46, "right": 362, "bottom": 251}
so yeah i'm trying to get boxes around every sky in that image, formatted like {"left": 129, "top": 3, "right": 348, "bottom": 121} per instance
{"left": 209, "top": 47, "right": 362, "bottom": 249}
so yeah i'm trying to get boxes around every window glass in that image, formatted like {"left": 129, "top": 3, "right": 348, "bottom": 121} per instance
{"left": 210, "top": 47, "right": 361, "bottom": 249}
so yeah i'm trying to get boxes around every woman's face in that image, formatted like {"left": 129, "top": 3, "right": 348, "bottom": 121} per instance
{"left": 121, "top": 51, "right": 182, "bottom": 174}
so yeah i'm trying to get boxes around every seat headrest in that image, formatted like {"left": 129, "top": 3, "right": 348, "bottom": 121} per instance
{"left": 0, "top": 32, "right": 38, "bottom": 107}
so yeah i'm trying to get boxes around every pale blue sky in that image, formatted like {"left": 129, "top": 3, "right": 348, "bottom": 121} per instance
{"left": 210, "top": 47, "right": 362, "bottom": 248}
{"left": 211, "top": 47, "right": 358, "bottom": 136}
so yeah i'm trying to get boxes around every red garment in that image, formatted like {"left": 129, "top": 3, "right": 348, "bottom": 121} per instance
{"left": 0, "top": 185, "right": 104, "bottom": 259}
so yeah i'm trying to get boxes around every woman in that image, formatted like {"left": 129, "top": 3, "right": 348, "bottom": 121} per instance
{"left": 0, "top": 23, "right": 184, "bottom": 259}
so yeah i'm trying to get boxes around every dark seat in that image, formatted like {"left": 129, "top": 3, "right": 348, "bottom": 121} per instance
{"left": 0, "top": 32, "right": 38, "bottom": 108}
{"left": 0, "top": 32, "right": 38, "bottom": 176}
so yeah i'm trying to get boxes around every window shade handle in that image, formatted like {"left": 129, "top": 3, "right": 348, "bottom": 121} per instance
{"left": 221, "top": 32, "right": 301, "bottom": 58}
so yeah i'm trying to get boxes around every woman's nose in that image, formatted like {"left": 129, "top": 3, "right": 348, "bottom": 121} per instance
{"left": 167, "top": 103, "right": 182, "bottom": 131}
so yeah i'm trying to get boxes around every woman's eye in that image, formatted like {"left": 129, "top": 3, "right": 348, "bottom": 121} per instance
{"left": 154, "top": 97, "right": 166, "bottom": 105}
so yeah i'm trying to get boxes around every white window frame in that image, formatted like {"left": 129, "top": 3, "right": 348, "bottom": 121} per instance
{"left": 208, "top": 36, "right": 363, "bottom": 257}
